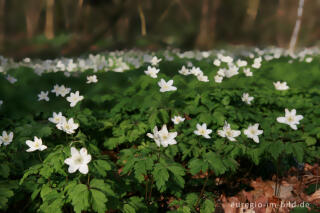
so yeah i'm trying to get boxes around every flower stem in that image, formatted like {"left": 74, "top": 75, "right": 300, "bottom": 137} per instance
{"left": 195, "top": 174, "right": 209, "bottom": 209}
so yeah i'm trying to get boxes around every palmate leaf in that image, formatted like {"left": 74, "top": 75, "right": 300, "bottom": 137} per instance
{"left": 152, "top": 163, "right": 169, "bottom": 192}
{"left": 0, "top": 181, "right": 18, "bottom": 210}
{"left": 91, "top": 189, "right": 107, "bottom": 213}
{"left": 200, "top": 199, "right": 215, "bottom": 213}
{"left": 68, "top": 184, "right": 90, "bottom": 213}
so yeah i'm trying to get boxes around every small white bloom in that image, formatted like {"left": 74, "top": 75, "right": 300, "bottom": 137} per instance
{"left": 150, "top": 56, "right": 162, "bottom": 66}
{"left": 252, "top": 62, "right": 261, "bottom": 69}
{"left": 277, "top": 109, "right": 303, "bottom": 130}
{"left": 158, "top": 79, "right": 177, "bottom": 92}
{"left": 64, "top": 147, "right": 91, "bottom": 174}
{"left": 48, "top": 112, "right": 66, "bottom": 124}
{"left": 214, "top": 75, "right": 223, "bottom": 83}
{"left": 147, "top": 125, "right": 177, "bottom": 147}
{"left": 38, "top": 91, "right": 50, "bottom": 102}
{"left": 6, "top": 75, "right": 17, "bottom": 84}
{"left": 86, "top": 75, "right": 98, "bottom": 84}
{"left": 0, "top": 100, "right": 3, "bottom": 107}
{"left": 51, "top": 85, "right": 71, "bottom": 97}
{"left": 171, "top": 115, "right": 185, "bottom": 125}
{"left": 190, "top": 67, "right": 203, "bottom": 76}
{"left": 194, "top": 123, "right": 212, "bottom": 139}
{"left": 220, "top": 55, "right": 233, "bottom": 63}
{"left": 243, "top": 68, "right": 253, "bottom": 77}
{"left": 178, "top": 66, "right": 191, "bottom": 75}
{"left": 217, "top": 69, "right": 226, "bottom": 77}
{"left": 213, "top": 59, "right": 221, "bottom": 66}
{"left": 273, "top": 81, "right": 289, "bottom": 91}
{"left": 26, "top": 136, "right": 47, "bottom": 152}
{"left": 66, "top": 91, "right": 84, "bottom": 107}
{"left": 144, "top": 66, "right": 160, "bottom": 78}
{"left": 197, "top": 74, "right": 209, "bottom": 82}
{"left": 242, "top": 93, "right": 254, "bottom": 105}
{"left": 305, "top": 57, "right": 313, "bottom": 63}
{"left": 218, "top": 121, "right": 241, "bottom": 141}
{"left": 244, "top": 123, "right": 263, "bottom": 143}
{"left": 56, "top": 118, "right": 79, "bottom": 134}
{"left": 0, "top": 131, "right": 13, "bottom": 146}
{"left": 236, "top": 59, "right": 247, "bottom": 67}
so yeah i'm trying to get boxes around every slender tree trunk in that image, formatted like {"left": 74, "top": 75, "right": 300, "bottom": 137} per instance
{"left": 0, "top": 0, "right": 5, "bottom": 49}
{"left": 45, "top": 0, "right": 55, "bottom": 39}
{"left": 243, "top": 0, "right": 260, "bottom": 32}
{"left": 289, "top": 0, "right": 305, "bottom": 54}
{"left": 195, "top": 0, "right": 220, "bottom": 49}
{"left": 25, "top": 0, "right": 43, "bottom": 39}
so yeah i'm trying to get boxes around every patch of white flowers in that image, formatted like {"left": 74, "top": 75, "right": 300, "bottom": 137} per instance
{"left": 56, "top": 118, "right": 79, "bottom": 134}
{"left": 144, "top": 66, "right": 160, "bottom": 78}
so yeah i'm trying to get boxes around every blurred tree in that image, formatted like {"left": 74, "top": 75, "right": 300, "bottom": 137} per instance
{"left": 44, "top": 0, "right": 55, "bottom": 39}
{"left": 25, "top": 0, "right": 43, "bottom": 39}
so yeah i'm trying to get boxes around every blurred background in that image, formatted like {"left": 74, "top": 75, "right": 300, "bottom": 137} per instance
{"left": 0, "top": 0, "right": 320, "bottom": 59}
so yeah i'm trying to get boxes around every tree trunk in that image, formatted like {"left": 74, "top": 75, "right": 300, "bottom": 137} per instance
{"left": 195, "top": 0, "right": 220, "bottom": 49}
{"left": 0, "top": 0, "right": 5, "bottom": 49}
{"left": 289, "top": 0, "right": 305, "bottom": 54}
{"left": 25, "top": 0, "right": 43, "bottom": 39}
{"left": 45, "top": 0, "right": 55, "bottom": 39}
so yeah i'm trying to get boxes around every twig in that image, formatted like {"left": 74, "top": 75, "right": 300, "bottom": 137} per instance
{"left": 195, "top": 174, "right": 209, "bottom": 209}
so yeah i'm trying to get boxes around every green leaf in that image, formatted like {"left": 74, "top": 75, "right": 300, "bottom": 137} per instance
{"left": 68, "top": 184, "right": 90, "bottom": 213}
{"left": 92, "top": 160, "right": 112, "bottom": 177}
{"left": 200, "top": 199, "right": 215, "bottom": 213}
{"left": 152, "top": 163, "right": 169, "bottom": 192}
{"left": 205, "top": 152, "right": 227, "bottom": 176}
{"left": 90, "top": 189, "right": 107, "bottom": 213}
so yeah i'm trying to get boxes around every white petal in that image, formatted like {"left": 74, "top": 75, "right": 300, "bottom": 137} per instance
{"left": 70, "top": 147, "right": 79, "bottom": 156}
{"left": 79, "top": 164, "right": 89, "bottom": 174}
{"left": 277, "top": 117, "right": 286, "bottom": 124}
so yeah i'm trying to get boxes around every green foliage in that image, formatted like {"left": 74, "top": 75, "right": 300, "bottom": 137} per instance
{"left": 0, "top": 51, "right": 320, "bottom": 212}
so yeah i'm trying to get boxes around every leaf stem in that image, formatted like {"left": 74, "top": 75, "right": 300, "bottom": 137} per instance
{"left": 195, "top": 173, "right": 209, "bottom": 209}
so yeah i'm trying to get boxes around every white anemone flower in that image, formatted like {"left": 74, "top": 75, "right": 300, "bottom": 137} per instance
{"left": 213, "top": 59, "right": 221, "bottom": 66}
{"left": 178, "top": 66, "right": 191, "bottom": 75}
{"left": 242, "top": 93, "right": 254, "bottom": 105}
{"left": 243, "top": 68, "right": 253, "bottom": 77}
{"left": 244, "top": 124, "right": 263, "bottom": 143}
{"left": 86, "top": 75, "right": 98, "bottom": 84}
{"left": 38, "top": 91, "right": 50, "bottom": 102}
{"left": 0, "top": 131, "right": 13, "bottom": 146}
{"left": 218, "top": 121, "right": 241, "bottom": 141}
{"left": 277, "top": 109, "right": 303, "bottom": 130}
{"left": 56, "top": 118, "right": 79, "bottom": 134}
{"left": 214, "top": 75, "right": 223, "bottom": 83}
{"left": 51, "top": 85, "right": 71, "bottom": 97}
{"left": 150, "top": 56, "right": 162, "bottom": 66}
{"left": 64, "top": 147, "right": 91, "bottom": 174}
{"left": 48, "top": 112, "right": 66, "bottom": 124}
{"left": 26, "top": 136, "right": 47, "bottom": 152}
{"left": 66, "top": 91, "right": 84, "bottom": 107}
{"left": 273, "top": 81, "right": 289, "bottom": 91}
{"left": 147, "top": 125, "right": 177, "bottom": 147}
{"left": 158, "top": 79, "right": 177, "bottom": 92}
{"left": 171, "top": 116, "right": 185, "bottom": 125}
{"left": 194, "top": 123, "right": 212, "bottom": 139}
{"left": 144, "top": 66, "right": 160, "bottom": 78}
